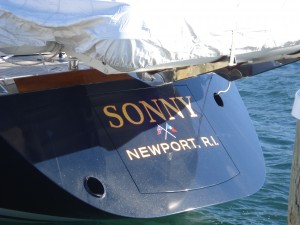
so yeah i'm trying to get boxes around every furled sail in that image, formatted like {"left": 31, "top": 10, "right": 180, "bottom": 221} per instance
{"left": 1, "top": 0, "right": 300, "bottom": 75}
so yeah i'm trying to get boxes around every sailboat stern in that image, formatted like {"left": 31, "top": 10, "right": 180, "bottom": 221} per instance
{"left": 0, "top": 73, "right": 265, "bottom": 220}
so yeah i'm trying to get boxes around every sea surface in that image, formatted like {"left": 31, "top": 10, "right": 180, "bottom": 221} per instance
{"left": 4, "top": 61, "right": 300, "bottom": 225}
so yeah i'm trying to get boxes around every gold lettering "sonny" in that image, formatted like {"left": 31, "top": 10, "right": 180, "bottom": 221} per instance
{"left": 102, "top": 96, "right": 198, "bottom": 128}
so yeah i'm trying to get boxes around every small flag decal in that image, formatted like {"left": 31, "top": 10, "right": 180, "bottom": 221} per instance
{"left": 157, "top": 123, "right": 177, "bottom": 140}
{"left": 166, "top": 123, "right": 177, "bottom": 132}
{"left": 157, "top": 126, "right": 162, "bottom": 135}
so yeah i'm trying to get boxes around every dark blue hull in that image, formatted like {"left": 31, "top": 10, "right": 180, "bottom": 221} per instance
{"left": 0, "top": 72, "right": 265, "bottom": 222}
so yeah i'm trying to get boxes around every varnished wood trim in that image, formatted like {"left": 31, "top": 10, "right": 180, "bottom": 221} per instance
{"left": 14, "top": 69, "right": 133, "bottom": 93}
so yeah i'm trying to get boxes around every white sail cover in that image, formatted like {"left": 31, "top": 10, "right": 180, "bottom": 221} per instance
{"left": 0, "top": 0, "right": 300, "bottom": 74}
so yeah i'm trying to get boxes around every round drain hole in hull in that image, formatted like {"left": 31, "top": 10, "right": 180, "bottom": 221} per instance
{"left": 84, "top": 176, "right": 105, "bottom": 198}
{"left": 214, "top": 93, "right": 224, "bottom": 107}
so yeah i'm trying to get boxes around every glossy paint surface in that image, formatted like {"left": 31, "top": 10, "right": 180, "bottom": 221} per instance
{"left": 0, "top": 73, "right": 265, "bottom": 220}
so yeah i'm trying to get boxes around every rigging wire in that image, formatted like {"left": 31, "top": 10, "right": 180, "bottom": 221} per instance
{"left": 0, "top": 47, "right": 62, "bottom": 66}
